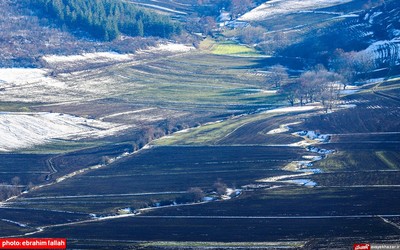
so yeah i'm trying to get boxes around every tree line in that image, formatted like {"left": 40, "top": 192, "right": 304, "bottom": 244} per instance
{"left": 28, "top": 0, "right": 181, "bottom": 41}
{"left": 262, "top": 39, "right": 377, "bottom": 112}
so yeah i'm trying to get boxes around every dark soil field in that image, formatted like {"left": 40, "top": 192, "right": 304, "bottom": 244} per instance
{"left": 36, "top": 216, "right": 398, "bottom": 246}
{"left": 0, "top": 153, "right": 52, "bottom": 185}
{"left": 12, "top": 146, "right": 303, "bottom": 213}
{"left": 0, "top": 220, "right": 32, "bottom": 237}
{"left": 142, "top": 186, "right": 400, "bottom": 217}
{"left": 216, "top": 114, "right": 305, "bottom": 145}
{"left": 312, "top": 171, "right": 400, "bottom": 186}
{"left": 293, "top": 95, "right": 400, "bottom": 134}
{"left": 49, "top": 143, "right": 134, "bottom": 178}
{"left": 0, "top": 207, "right": 90, "bottom": 228}
{"left": 0, "top": 144, "right": 134, "bottom": 186}
{"left": 9, "top": 193, "right": 181, "bottom": 214}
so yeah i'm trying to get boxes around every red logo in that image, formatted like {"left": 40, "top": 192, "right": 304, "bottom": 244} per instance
{"left": 353, "top": 243, "right": 370, "bottom": 250}
{"left": 0, "top": 238, "right": 66, "bottom": 249}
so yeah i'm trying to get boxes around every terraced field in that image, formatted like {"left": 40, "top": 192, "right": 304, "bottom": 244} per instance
{"left": 2, "top": 79, "right": 399, "bottom": 248}
{"left": 1, "top": 2, "right": 400, "bottom": 245}
{"left": 8, "top": 146, "right": 303, "bottom": 213}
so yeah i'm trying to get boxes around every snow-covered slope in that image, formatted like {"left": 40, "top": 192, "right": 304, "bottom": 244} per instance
{"left": 362, "top": 39, "right": 400, "bottom": 67}
{"left": 358, "top": 2, "right": 400, "bottom": 67}
{"left": 239, "top": 0, "right": 352, "bottom": 21}
{"left": 247, "top": 0, "right": 399, "bottom": 71}
{"left": 0, "top": 112, "right": 129, "bottom": 152}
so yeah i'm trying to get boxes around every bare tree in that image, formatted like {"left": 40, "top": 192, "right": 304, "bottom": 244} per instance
{"left": 200, "top": 16, "right": 217, "bottom": 35}
{"left": 229, "top": 0, "right": 254, "bottom": 18}
{"left": 298, "top": 68, "right": 342, "bottom": 111}
{"left": 331, "top": 49, "right": 374, "bottom": 89}
{"left": 267, "top": 64, "right": 289, "bottom": 89}
{"left": 298, "top": 71, "right": 320, "bottom": 104}
{"left": 258, "top": 32, "right": 291, "bottom": 55}
{"left": 280, "top": 82, "right": 300, "bottom": 106}
{"left": 11, "top": 176, "right": 21, "bottom": 186}
{"left": 238, "top": 25, "right": 266, "bottom": 45}
{"left": 187, "top": 187, "right": 205, "bottom": 202}
{"left": 213, "top": 179, "right": 227, "bottom": 196}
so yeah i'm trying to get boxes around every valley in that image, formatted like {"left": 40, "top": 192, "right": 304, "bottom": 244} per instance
{"left": 0, "top": 0, "right": 400, "bottom": 249}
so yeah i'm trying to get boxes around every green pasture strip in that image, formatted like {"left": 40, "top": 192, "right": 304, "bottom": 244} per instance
{"left": 154, "top": 112, "right": 277, "bottom": 145}
{"left": 0, "top": 102, "right": 34, "bottom": 112}
{"left": 17, "top": 140, "right": 102, "bottom": 154}
{"left": 316, "top": 151, "right": 400, "bottom": 172}
{"left": 201, "top": 38, "right": 261, "bottom": 57}
{"left": 212, "top": 42, "right": 260, "bottom": 57}
{"left": 94, "top": 52, "right": 273, "bottom": 108}
{"left": 375, "top": 151, "right": 400, "bottom": 170}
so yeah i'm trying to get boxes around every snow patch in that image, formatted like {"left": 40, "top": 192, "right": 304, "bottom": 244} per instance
{"left": 266, "top": 121, "right": 301, "bottom": 134}
{"left": 285, "top": 179, "right": 317, "bottom": 187}
{"left": 261, "top": 89, "right": 278, "bottom": 94}
{"left": 43, "top": 52, "right": 133, "bottom": 64}
{"left": 41, "top": 43, "right": 193, "bottom": 68}
{"left": 306, "top": 146, "right": 335, "bottom": 155}
{"left": 362, "top": 39, "right": 400, "bottom": 66}
{"left": 264, "top": 105, "right": 319, "bottom": 114}
{"left": 239, "top": 0, "right": 352, "bottom": 21}
{"left": 338, "top": 104, "right": 357, "bottom": 109}
{"left": 0, "top": 68, "right": 64, "bottom": 88}
{"left": 0, "top": 112, "right": 129, "bottom": 152}
{"left": 294, "top": 130, "right": 331, "bottom": 142}
{"left": 139, "top": 43, "right": 194, "bottom": 54}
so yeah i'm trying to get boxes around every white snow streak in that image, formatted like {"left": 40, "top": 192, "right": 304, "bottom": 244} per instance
{"left": 239, "top": 0, "right": 352, "bottom": 21}
{"left": 264, "top": 105, "right": 320, "bottom": 114}
{"left": 0, "top": 112, "right": 129, "bottom": 152}
{"left": 43, "top": 52, "right": 133, "bottom": 64}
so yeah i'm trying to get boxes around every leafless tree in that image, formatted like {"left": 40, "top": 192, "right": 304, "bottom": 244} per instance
{"left": 331, "top": 49, "right": 374, "bottom": 89}
{"left": 267, "top": 64, "right": 289, "bottom": 88}
{"left": 213, "top": 179, "right": 228, "bottom": 195}
{"left": 11, "top": 176, "right": 21, "bottom": 186}
{"left": 298, "top": 67, "right": 342, "bottom": 111}
{"left": 238, "top": 25, "right": 266, "bottom": 45}
{"left": 280, "top": 82, "right": 300, "bottom": 106}
{"left": 187, "top": 187, "right": 205, "bottom": 202}
{"left": 229, "top": 0, "right": 254, "bottom": 18}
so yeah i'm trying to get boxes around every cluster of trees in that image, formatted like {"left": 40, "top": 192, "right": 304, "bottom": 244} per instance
{"left": 0, "top": 0, "right": 163, "bottom": 68}
{"left": 131, "top": 119, "right": 193, "bottom": 150}
{"left": 296, "top": 68, "right": 343, "bottom": 111}
{"left": 330, "top": 48, "right": 374, "bottom": 89}
{"left": 0, "top": 177, "right": 26, "bottom": 201}
{"left": 238, "top": 25, "right": 266, "bottom": 45}
{"left": 266, "top": 42, "right": 376, "bottom": 112}
{"left": 266, "top": 64, "right": 343, "bottom": 112}
{"left": 180, "top": 180, "right": 228, "bottom": 203}
{"left": 29, "top": 0, "right": 181, "bottom": 41}
{"left": 186, "top": 0, "right": 255, "bottom": 36}
{"left": 196, "top": 0, "right": 255, "bottom": 18}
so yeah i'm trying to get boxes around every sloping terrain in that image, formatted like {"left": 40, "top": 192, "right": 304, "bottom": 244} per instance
{"left": 0, "top": 0, "right": 400, "bottom": 249}
{"left": 245, "top": 0, "right": 400, "bottom": 72}
{"left": 0, "top": 0, "right": 162, "bottom": 67}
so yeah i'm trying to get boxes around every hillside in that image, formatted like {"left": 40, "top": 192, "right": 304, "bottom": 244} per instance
{"left": 241, "top": 0, "right": 400, "bottom": 75}
{"left": 0, "top": 0, "right": 400, "bottom": 249}
{"left": 0, "top": 0, "right": 175, "bottom": 67}
{"left": 29, "top": 0, "right": 181, "bottom": 41}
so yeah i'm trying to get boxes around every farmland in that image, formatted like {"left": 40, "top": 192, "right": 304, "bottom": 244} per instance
{"left": 2, "top": 75, "right": 400, "bottom": 248}
{"left": 9, "top": 146, "right": 303, "bottom": 213}
{"left": 1, "top": 0, "right": 400, "bottom": 248}
{"left": 2, "top": 83, "right": 400, "bottom": 248}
